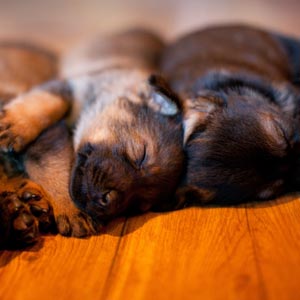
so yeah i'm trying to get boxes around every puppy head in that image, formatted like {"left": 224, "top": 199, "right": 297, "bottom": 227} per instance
{"left": 70, "top": 75, "right": 184, "bottom": 223}
{"left": 180, "top": 83, "right": 299, "bottom": 204}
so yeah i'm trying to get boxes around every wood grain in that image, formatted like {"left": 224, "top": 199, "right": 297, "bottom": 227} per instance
{"left": 246, "top": 197, "right": 300, "bottom": 300}
{"left": 103, "top": 208, "right": 262, "bottom": 300}
{"left": 0, "top": 219, "right": 126, "bottom": 300}
{"left": 1, "top": 196, "right": 300, "bottom": 300}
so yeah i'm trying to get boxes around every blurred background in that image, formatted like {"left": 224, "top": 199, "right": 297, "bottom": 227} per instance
{"left": 0, "top": 0, "right": 300, "bottom": 52}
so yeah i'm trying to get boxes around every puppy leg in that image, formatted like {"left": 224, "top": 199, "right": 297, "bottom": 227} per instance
{"left": 0, "top": 80, "right": 72, "bottom": 152}
{"left": 23, "top": 121, "right": 99, "bottom": 237}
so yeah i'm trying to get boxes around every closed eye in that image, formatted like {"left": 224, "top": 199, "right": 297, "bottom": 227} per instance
{"left": 274, "top": 120, "right": 291, "bottom": 151}
{"left": 136, "top": 144, "right": 147, "bottom": 167}
{"left": 124, "top": 144, "right": 147, "bottom": 170}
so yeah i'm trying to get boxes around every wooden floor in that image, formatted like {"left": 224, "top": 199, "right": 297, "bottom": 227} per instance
{"left": 1, "top": 1, "right": 300, "bottom": 299}
{"left": 1, "top": 196, "right": 300, "bottom": 300}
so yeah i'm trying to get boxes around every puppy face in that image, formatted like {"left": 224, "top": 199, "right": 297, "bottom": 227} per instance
{"left": 70, "top": 76, "right": 184, "bottom": 223}
{"left": 179, "top": 78, "right": 300, "bottom": 204}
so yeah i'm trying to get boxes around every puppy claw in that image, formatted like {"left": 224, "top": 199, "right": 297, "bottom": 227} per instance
{"left": 11, "top": 207, "right": 39, "bottom": 245}
{"left": 0, "top": 122, "right": 25, "bottom": 152}
{"left": 22, "top": 191, "right": 41, "bottom": 202}
{"left": 13, "top": 211, "right": 34, "bottom": 229}
{"left": 56, "top": 215, "right": 72, "bottom": 236}
{"left": 30, "top": 204, "right": 46, "bottom": 216}
{"left": 6, "top": 196, "right": 23, "bottom": 214}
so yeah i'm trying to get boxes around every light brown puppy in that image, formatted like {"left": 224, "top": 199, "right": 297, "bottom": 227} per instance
{"left": 0, "top": 30, "right": 184, "bottom": 231}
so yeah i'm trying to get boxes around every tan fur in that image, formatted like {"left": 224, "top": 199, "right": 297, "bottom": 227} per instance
{"left": 0, "top": 90, "right": 70, "bottom": 151}
{"left": 71, "top": 69, "right": 152, "bottom": 150}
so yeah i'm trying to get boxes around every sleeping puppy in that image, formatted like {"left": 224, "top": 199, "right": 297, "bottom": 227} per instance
{"left": 0, "top": 42, "right": 57, "bottom": 248}
{"left": 0, "top": 30, "right": 184, "bottom": 227}
{"left": 0, "top": 42, "right": 99, "bottom": 249}
{"left": 161, "top": 24, "right": 300, "bottom": 205}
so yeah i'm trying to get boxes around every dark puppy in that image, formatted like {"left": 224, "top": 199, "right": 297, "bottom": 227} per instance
{"left": 161, "top": 24, "right": 300, "bottom": 205}
{"left": 0, "top": 30, "right": 184, "bottom": 226}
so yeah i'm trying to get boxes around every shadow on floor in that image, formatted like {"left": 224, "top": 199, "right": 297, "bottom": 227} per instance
{"left": 103, "top": 191, "right": 300, "bottom": 237}
{"left": 0, "top": 237, "right": 45, "bottom": 268}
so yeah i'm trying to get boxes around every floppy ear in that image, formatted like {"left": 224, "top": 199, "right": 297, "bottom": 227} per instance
{"left": 147, "top": 74, "right": 182, "bottom": 116}
{"left": 183, "top": 91, "right": 227, "bottom": 144}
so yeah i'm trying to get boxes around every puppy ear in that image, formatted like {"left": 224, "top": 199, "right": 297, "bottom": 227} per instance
{"left": 147, "top": 74, "right": 182, "bottom": 116}
{"left": 183, "top": 91, "right": 226, "bottom": 144}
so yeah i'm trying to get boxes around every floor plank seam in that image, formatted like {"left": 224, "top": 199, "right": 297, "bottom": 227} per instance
{"left": 245, "top": 206, "right": 268, "bottom": 300}
{"left": 100, "top": 218, "right": 128, "bottom": 300}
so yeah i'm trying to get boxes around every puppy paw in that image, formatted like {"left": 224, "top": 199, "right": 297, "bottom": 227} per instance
{"left": 0, "top": 179, "right": 55, "bottom": 248}
{"left": 56, "top": 210, "right": 98, "bottom": 238}
{"left": 0, "top": 89, "right": 70, "bottom": 153}
{"left": 18, "top": 182, "right": 55, "bottom": 233}
{"left": 0, "top": 109, "right": 27, "bottom": 152}
{"left": 1, "top": 192, "right": 39, "bottom": 246}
